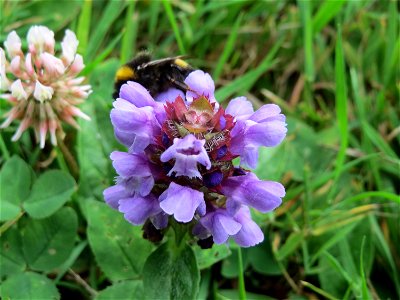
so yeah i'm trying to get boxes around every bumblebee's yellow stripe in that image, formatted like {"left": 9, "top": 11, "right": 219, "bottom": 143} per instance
{"left": 174, "top": 58, "right": 189, "bottom": 68}
{"left": 115, "top": 66, "right": 136, "bottom": 81}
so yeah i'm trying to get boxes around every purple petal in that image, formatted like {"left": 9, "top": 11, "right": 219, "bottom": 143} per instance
{"left": 159, "top": 182, "right": 205, "bottom": 223}
{"left": 103, "top": 184, "right": 130, "bottom": 209}
{"left": 160, "top": 134, "right": 211, "bottom": 178}
{"left": 200, "top": 210, "right": 241, "bottom": 244}
{"left": 110, "top": 104, "right": 147, "bottom": 132}
{"left": 114, "top": 127, "right": 135, "bottom": 148}
{"left": 184, "top": 70, "right": 216, "bottom": 102}
{"left": 150, "top": 212, "right": 169, "bottom": 229}
{"left": 240, "top": 146, "right": 259, "bottom": 169}
{"left": 246, "top": 120, "right": 287, "bottom": 147}
{"left": 233, "top": 206, "right": 264, "bottom": 247}
{"left": 119, "top": 81, "right": 155, "bottom": 107}
{"left": 249, "top": 104, "right": 284, "bottom": 123}
{"left": 129, "top": 135, "right": 152, "bottom": 153}
{"left": 221, "top": 173, "right": 285, "bottom": 213}
{"left": 118, "top": 194, "right": 161, "bottom": 225}
{"left": 155, "top": 88, "right": 184, "bottom": 103}
{"left": 110, "top": 151, "right": 151, "bottom": 177}
{"left": 225, "top": 96, "right": 254, "bottom": 120}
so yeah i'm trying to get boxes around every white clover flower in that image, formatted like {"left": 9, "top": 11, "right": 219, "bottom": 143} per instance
{"left": 1, "top": 25, "right": 91, "bottom": 148}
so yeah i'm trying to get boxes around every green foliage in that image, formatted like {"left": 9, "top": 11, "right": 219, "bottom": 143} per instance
{"left": 0, "top": 0, "right": 398, "bottom": 299}
{"left": 0, "top": 156, "right": 34, "bottom": 221}
{"left": 86, "top": 200, "right": 152, "bottom": 282}
{"left": 24, "top": 170, "right": 75, "bottom": 219}
{"left": 95, "top": 280, "right": 143, "bottom": 300}
{"left": 21, "top": 207, "right": 78, "bottom": 272}
{"left": 0, "top": 272, "right": 60, "bottom": 300}
{"left": 143, "top": 242, "right": 200, "bottom": 300}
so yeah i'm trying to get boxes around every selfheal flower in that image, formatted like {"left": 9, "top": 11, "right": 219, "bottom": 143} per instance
{"left": 160, "top": 134, "right": 211, "bottom": 178}
{"left": 0, "top": 25, "right": 91, "bottom": 148}
{"left": 104, "top": 68, "right": 287, "bottom": 248}
{"left": 159, "top": 182, "right": 206, "bottom": 223}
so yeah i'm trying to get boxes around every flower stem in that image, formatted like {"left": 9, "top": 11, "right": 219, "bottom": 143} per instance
{"left": 56, "top": 134, "right": 79, "bottom": 180}
{"left": 0, "top": 211, "right": 25, "bottom": 236}
{"left": 237, "top": 247, "right": 247, "bottom": 300}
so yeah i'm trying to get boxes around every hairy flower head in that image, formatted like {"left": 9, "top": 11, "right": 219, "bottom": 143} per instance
{"left": 0, "top": 25, "right": 91, "bottom": 148}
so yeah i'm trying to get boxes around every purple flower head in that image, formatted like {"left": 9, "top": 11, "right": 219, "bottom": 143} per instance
{"left": 160, "top": 134, "right": 211, "bottom": 178}
{"left": 104, "top": 66, "right": 287, "bottom": 248}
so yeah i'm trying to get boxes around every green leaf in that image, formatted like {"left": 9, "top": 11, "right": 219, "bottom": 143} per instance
{"left": 215, "top": 38, "right": 283, "bottom": 101}
{"left": 0, "top": 227, "right": 26, "bottom": 277}
{"left": 217, "top": 289, "right": 275, "bottom": 300}
{"left": 0, "top": 272, "right": 60, "bottom": 300}
{"left": 120, "top": 0, "right": 137, "bottom": 64}
{"left": 0, "top": 155, "right": 33, "bottom": 221}
{"left": 96, "top": 280, "right": 144, "bottom": 300}
{"left": 23, "top": 170, "right": 75, "bottom": 219}
{"left": 143, "top": 242, "right": 200, "bottom": 300}
{"left": 221, "top": 248, "right": 249, "bottom": 279}
{"left": 195, "top": 244, "right": 231, "bottom": 270}
{"left": 275, "top": 232, "right": 304, "bottom": 261}
{"left": 85, "top": 1, "right": 126, "bottom": 61}
{"left": 86, "top": 200, "right": 152, "bottom": 281}
{"left": 21, "top": 207, "right": 78, "bottom": 272}
{"left": 298, "top": 0, "right": 315, "bottom": 82}
{"left": 162, "top": 0, "right": 186, "bottom": 54}
{"left": 312, "top": 0, "right": 347, "bottom": 34}
{"left": 332, "top": 23, "right": 348, "bottom": 189}
{"left": 78, "top": 60, "right": 119, "bottom": 200}
{"left": 76, "top": 0, "right": 92, "bottom": 54}
{"left": 248, "top": 238, "right": 282, "bottom": 275}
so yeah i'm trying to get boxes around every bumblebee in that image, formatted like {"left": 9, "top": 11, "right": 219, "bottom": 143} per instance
{"left": 113, "top": 52, "right": 194, "bottom": 99}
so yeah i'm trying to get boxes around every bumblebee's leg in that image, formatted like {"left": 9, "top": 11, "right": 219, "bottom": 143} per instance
{"left": 166, "top": 74, "right": 191, "bottom": 92}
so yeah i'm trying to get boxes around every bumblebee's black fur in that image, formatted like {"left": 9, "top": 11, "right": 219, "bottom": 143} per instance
{"left": 113, "top": 53, "right": 193, "bottom": 99}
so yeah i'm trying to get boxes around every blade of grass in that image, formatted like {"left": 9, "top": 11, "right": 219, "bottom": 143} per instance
{"left": 323, "top": 251, "right": 355, "bottom": 292}
{"left": 148, "top": 1, "right": 161, "bottom": 42}
{"left": 298, "top": 0, "right": 315, "bottom": 82}
{"left": 80, "top": 30, "right": 124, "bottom": 76}
{"left": 350, "top": 68, "right": 383, "bottom": 189}
{"left": 120, "top": 0, "right": 137, "bottom": 64}
{"left": 301, "top": 281, "right": 339, "bottom": 300}
{"left": 213, "top": 13, "right": 243, "bottom": 81}
{"left": 359, "top": 236, "right": 371, "bottom": 300}
{"left": 310, "top": 221, "right": 359, "bottom": 265}
{"left": 340, "top": 191, "right": 400, "bottom": 205}
{"left": 312, "top": 0, "right": 347, "bottom": 34}
{"left": 328, "top": 23, "right": 348, "bottom": 203}
{"left": 162, "top": 0, "right": 186, "bottom": 54}
{"left": 369, "top": 215, "right": 400, "bottom": 297}
{"left": 76, "top": 0, "right": 92, "bottom": 54}
{"left": 237, "top": 247, "right": 246, "bottom": 300}
{"left": 362, "top": 121, "right": 398, "bottom": 159}
{"left": 275, "top": 232, "right": 303, "bottom": 261}
{"left": 216, "top": 38, "right": 283, "bottom": 101}
{"left": 382, "top": 0, "right": 398, "bottom": 88}
{"left": 285, "top": 153, "right": 380, "bottom": 200}
{"left": 85, "top": 1, "right": 126, "bottom": 61}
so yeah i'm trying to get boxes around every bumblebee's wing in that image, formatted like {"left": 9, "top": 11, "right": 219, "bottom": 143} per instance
{"left": 138, "top": 56, "right": 186, "bottom": 69}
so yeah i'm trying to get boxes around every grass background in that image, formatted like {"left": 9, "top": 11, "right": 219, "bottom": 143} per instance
{"left": 0, "top": 0, "right": 399, "bottom": 299}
